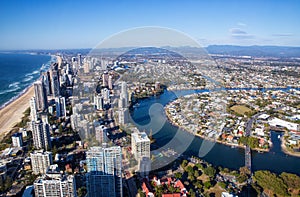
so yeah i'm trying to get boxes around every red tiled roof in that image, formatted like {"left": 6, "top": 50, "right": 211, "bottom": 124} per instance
{"left": 174, "top": 180, "right": 184, "bottom": 189}
{"left": 162, "top": 194, "right": 181, "bottom": 197}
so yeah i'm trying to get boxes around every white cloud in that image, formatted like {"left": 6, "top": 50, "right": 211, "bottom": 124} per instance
{"left": 229, "top": 28, "right": 254, "bottom": 39}
{"left": 272, "top": 33, "right": 293, "bottom": 37}
{"left": 237, "top": 22, "right": 247, "bottom": 27}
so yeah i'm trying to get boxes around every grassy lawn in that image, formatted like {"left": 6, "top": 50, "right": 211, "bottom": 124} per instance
{"left": 206, "top": 185, "right": 226, "bottom": 197}
{"left": 198, "top": 173, "right": 210, "bottom": 182}
{"left": 230, "top": 105, "right": 252, "bottom": 115}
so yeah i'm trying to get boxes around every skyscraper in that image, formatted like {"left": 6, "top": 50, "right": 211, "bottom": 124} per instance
{"left": 30, "top": 150, "right": 53, "bottom": 175}
{"left": 102, "top": 72, "right": 109, "bottom": 87}
{"left": 108, "top": 75, "right": 113, "bottom": 90}
{"left": 50, "top": 70, "right": 60, "bottom": 97}
{"left": 94, "top": 94, "right": 104, "bottom": 110}
{"left": 34, "top": 164, "right": 77, "bottom": 197}
{"left": 86, "top": 146, "right": 122, "bottom": 197}
{"left": 95, "top": 125, "right": 108, "bottom": 145}
{"left": 31, "top": 120, "right": 51, "bottom": 150}
{"left": 120, "top": 81, "right": 128, "bottom": 107}
{"left": 118, "top": 97, "right": 126, "bottom": 109}
{"left": 42, "top": 72, "right": 51, "bottom": 95}
{"left": 55, "top": 96, "right": 66, "bottom": 118}
{"left": 131, "top": 132, "right": 150, "bottom": 160}
{"left": 30, "top": 97, "right": 38, "bottom": 121}
{"left": 78, "top": 54, "right": 82, "bottom": 68}
{"left": 118, "top": 108, "right": 129, "bottom": 125}
{"left": 34, "top": 81, "right": 48, "bottom": 111}
{"left": 101, "top": 88, "right": 110, "bottom": 104}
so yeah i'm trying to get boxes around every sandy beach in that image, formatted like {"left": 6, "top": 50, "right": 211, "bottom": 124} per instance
{"left": 0, "top": 86, "right": 34, "bottom": 140}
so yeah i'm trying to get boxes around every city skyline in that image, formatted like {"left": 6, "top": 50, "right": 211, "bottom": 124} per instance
{"left": 0, "top": 0, "right": 300, "bottom": 50}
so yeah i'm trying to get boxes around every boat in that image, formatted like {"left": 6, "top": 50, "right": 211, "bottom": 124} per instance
{"left": 133, "top": 103, "right": 140, "bottom": 108}
{"left": 278, "top": 135, "right": 281, "bottom": 139}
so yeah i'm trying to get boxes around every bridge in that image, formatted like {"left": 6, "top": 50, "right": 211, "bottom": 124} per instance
{"left": 245, "top": 145, "right": 251, "bottom": 172}
{"left": 244, "top": 113, "right": 263, "bottom": 172}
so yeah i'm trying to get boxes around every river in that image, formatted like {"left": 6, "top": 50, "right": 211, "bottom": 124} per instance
{"left": 130, "top": 88, "right": 300, "bottom": 175}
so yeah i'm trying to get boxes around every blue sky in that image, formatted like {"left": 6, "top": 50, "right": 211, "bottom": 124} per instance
{"left": 0, "top": 0, "right": 299, "bottom": 50}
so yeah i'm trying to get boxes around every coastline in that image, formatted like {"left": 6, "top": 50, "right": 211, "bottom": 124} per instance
{"left": 0, "top": 85, "right": 34, "bottom": 140}
{"left": 0, "top": 54, "right": 56, "bottom": 141}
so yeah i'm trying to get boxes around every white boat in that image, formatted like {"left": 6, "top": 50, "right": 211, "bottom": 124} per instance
{"left": 278, "top": 135, "right": 281, "bottom": 139}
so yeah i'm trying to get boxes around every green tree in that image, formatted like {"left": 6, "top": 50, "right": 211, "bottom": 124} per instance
{"left": 77, "top": 186, "right": 87, "bottom": 197}
{"left": 52, "top": 145, "right": 58, "bottom": 156}
{"left": 254, "top": 171, "right": 287, "bottom": 196}
{"left": 138, "top": 188, "right": 146, "bottom": 197}
{"left": 194, "top": 170, "right": 200, "bottom": 178}
{"left": 203, "top": 181, "right": 212, "bottom": 189}
{"left": 239, "top": 166, "right": 251, "bottom": 176}
{"left": 174, "top": 172, "right": 182, "bottom": 179}
{"left": 237, "top": 174, "right": 248, "bottom": 183}
{"left": 181, "top": 160, "right": 188, "bottom": 169}
{"left": 186, "top": 165, "right": 194, "bottom": 174}
{"left": 59, "top": 124, "right": 63, "bottom": 134}
{"left": 195, "top": 163, "right": 203, "bottom": 171}
{"left": 154, "top": 185, "right": 163, "bottom": 197}
{"left": 168, "top": 185, "right": 176, "bottom": 193}
{"left": 218, "top": 182, "right": 227, "bottom": 189}
{"left": 280, "top": 172, "right": 300, "bottom": 190}
{"left": 189, "top": 188, "right": 196, "bottom": 197}
{"left": 203, "top": 166, "right": 216, "bottom": 178}
{"left": 188, "top": 174, "right": 195, "bottom": 182}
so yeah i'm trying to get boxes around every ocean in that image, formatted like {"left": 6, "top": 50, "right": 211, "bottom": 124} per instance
{"left": 0, "top": 53, "right": 55, "bottom": 108}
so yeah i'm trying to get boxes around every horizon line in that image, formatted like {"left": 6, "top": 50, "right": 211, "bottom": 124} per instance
{"left": 1, "top": 44, "right": 300, "bottom": 52}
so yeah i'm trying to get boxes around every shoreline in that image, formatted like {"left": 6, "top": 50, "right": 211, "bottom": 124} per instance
{"left": 0, "top": 85, "right": 34, "bottom": 140}
{"left": 0, "top": 84, "right": 33, "bottom": 110}
{"left": 281, "top": 137, "right": 300, "bottom": 157}
{"left": 0, "top": 54, "right": 55, "bottom": 110}
{"left": 166, "top": 111, "right": 270, "bottom": 153}
{"left": 0, "top": 54, "right": 56, "bottom": 140}
{"left": 165, "top": 104, "right": 300, "bottom": 157}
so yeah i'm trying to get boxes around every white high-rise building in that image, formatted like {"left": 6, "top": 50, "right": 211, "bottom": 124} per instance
{"left": 34, "top": 164, "right": 77, "bottom": 197}
{"left": 34, "top": 81, "right": 48, "bottom": 111}
{"left": 118, "top": 97, "right": 126, "bottom": 109}
{"left": 84, "top": 61, "right": 90, "bottom": 73}
{"left": 12, "top": 132, "right": 23, "bottom": 147}
{"left": 100, "top": 59, "right": 108, "bottom": 70}
{"left": 108, "top": 75, "right": 113, "bottom": 90}
{"left": 131, "top": 131, "right": 150, "bottom": 160}
{"left": 31, "top": 120, "right": 51, "bottom": 150}
{"left": 95, "top": 125, "right": 108, "bottom": 145}
{"left": 120, "top": 81, "right": 128, "bottom": 108}
{"left": 102, "top": 72, "right": 109, "bottom": 87}
{"left": 50, "top": 70, "right": 60, "bottom": 97}
{"left": 118, "top": 108, "right": 129, "bottom": 125}
{"left": 30, "top": 97, "right": 38, "bottom": 121}
{"left": 42, "top": 72, "right": 51, "bottom": 96}
{"left": 30, "top": 150, "right": 52, "bottom": 175}
{"left": 94, "top": 94, "right": 104, "bottom": 110}
{"left": 86, "top": 146, "right": 122, "bottom": 197}
{"left": 78, "top": 54, "right": 82, "bottom": 68}
{"left": 55, "top": 96, "right": 66, "bottom": 118}
{"left": 102, "top": 88, "right": 110, "bottom": 104}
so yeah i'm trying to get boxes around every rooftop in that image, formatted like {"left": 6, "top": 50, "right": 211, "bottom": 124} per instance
{"left": 132, "top": 132, "right": 150, "bottom": 143}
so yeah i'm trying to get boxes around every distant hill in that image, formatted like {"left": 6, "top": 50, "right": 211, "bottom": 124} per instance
{"left": 205, "top": 45, "right": 300, "bottom": 58}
